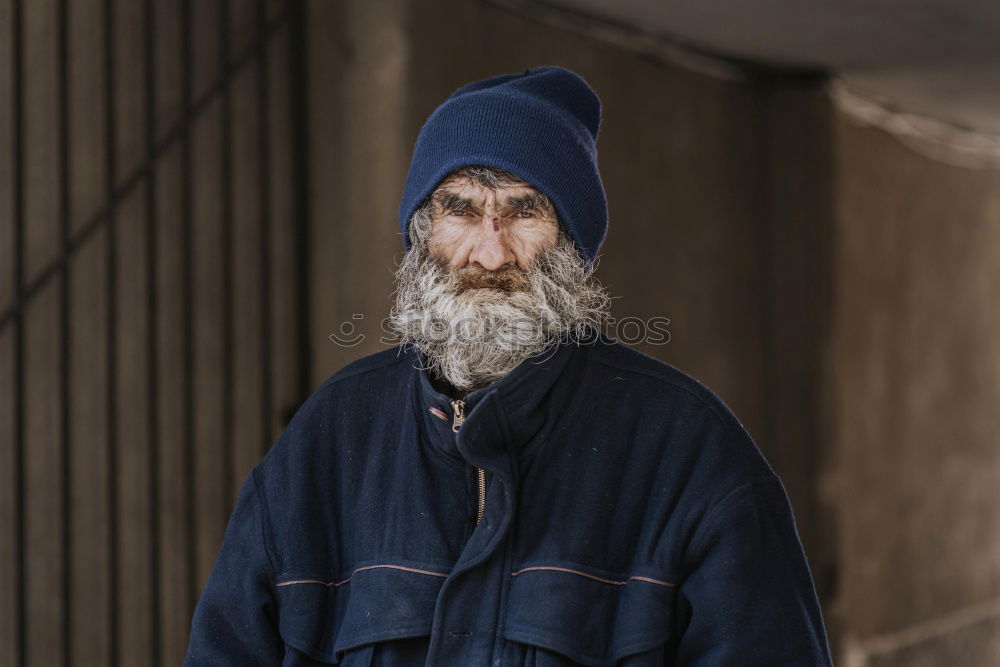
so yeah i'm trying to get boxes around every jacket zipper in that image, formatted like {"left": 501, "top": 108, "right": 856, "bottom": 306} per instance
{"left": 451, "top": 399, "right": 486, "bottom": 525}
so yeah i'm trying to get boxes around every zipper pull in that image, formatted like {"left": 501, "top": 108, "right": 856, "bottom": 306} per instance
{"left": 450, "top": 399, "right": 466, "bottom": 432}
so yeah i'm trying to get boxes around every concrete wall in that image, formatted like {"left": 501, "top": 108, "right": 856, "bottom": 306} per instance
{"left": 831, "top": 115, "right": 1000, "bottom": 666}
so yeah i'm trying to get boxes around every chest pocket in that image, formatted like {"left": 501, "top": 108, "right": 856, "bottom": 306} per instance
{"left": 274, "top": 563, "right": 449, "bottom": 665}
{"left": 501, "top": 564, "right": 678, "bottom": 667}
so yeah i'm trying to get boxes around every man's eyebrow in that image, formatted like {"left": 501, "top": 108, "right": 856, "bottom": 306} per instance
{"left": 504, "top": 193, "right": 549, "bottom": 210}
{"left": 431, "top": 190, "right": 472, "bottom": 211}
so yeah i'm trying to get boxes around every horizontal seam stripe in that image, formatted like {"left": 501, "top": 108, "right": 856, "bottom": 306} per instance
{"left": 276, "top": 564, "right": 450, "bottom": 588}
{"left": 510, "top": 566, "right": 676, "bottom": 588}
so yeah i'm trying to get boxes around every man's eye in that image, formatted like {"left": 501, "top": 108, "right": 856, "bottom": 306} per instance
{"left": 449, "top": 210, "right": 468, "bottom": 216}
{"left": 516, "top": 210, "right": 535, "bottom": 218}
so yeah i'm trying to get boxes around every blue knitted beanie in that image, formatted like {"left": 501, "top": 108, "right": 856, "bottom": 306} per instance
{"left": 398, "top": 65, "right": 607, "bottom": 267}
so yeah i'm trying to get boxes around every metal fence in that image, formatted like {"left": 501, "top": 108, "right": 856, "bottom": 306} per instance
{"left": 0, "top": 0, "right": 311, "bottom": 664}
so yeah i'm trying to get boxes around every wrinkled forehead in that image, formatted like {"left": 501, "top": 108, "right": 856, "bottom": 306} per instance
{"left": 431, "top": 177, "right": 552, "bottom": 212}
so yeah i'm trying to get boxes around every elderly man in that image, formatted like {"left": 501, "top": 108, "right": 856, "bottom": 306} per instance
{"left": 186, "top": 66, "right": 834, "bottom": 666}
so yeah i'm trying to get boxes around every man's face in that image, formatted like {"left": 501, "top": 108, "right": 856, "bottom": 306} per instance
{"left": 390, "top": 167, "right": 609, "bottom": 393}
{"left": 427, "top": 175, "right": 559, "bottom": 275}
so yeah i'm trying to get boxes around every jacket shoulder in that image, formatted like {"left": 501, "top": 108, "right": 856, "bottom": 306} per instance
{"left": 304, "top": 346, "right": 415, "bottom": 406}
{"left": 260, "top": 346, "right": 415, "bottom": 463}
{"left": 318, "top": 345, "right": 416, "bottom": 389}
{"left": 586, "top": 338, "right": 740, "bottom": 424}
{"left": 583, "top": 337, "right": 775, "bottom": 481}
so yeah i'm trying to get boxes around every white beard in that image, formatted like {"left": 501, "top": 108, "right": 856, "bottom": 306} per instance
{"left": 388, "top": 237, "right": 609, "bottom": 393}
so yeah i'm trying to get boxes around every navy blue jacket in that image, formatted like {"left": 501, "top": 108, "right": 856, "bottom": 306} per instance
{"left": 185, "top": 335, "right": 834, "bottom": 665}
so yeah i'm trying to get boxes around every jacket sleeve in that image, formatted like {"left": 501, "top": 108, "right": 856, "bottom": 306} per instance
{"left": 674, "top": 476, "right": 834, "bottom": 666}
{"left": 185, "top": 468, "right": 284, "bottom": 666}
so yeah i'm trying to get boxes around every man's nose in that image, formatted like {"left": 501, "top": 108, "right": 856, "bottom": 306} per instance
{"left": 468, "top": 216, "right": 516, "bottom": 271}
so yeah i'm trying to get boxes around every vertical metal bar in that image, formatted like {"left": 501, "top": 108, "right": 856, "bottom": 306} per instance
{"left": 102, "top": 0, "right": 120, "bottom": 663}
{"left": 143, "top": 1, "right": 161, "bottom": 664}
{"left": 180, "top": 0, "right": 198, "bottom": 620}
{"left": 220, "top": 0, "right": 234, "bottom": 510}
{"left": 288, "top": 0, "right": 311, "bottom": 403}
{"left": 256, "top": 0, "right": 273, "bottom": 452}
{"left": 57, "top": 0, "right": 72, "bottom": 664}
{"left": 12, "top": 0, "right": 26, "bottom": 664}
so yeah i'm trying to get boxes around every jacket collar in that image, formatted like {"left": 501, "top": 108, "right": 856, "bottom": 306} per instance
{"left": 411, "top": 329, "right": 599, "bottom": 463}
